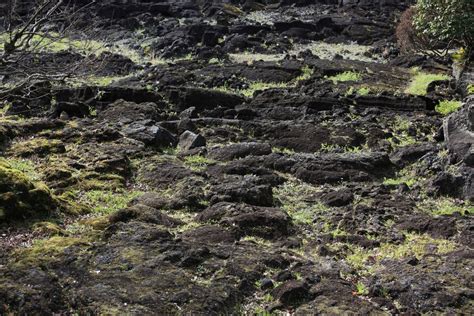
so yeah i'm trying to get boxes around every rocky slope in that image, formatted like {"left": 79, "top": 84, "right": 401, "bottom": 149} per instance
{"left": 0, "top": 0, "right": 473, "bottom": 314}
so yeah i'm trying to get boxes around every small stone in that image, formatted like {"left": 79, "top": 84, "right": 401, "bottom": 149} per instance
{"left": 260, "top": 278, "right": 274, "bottom": 290}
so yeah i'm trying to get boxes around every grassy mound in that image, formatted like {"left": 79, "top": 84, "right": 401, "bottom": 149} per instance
{"left": 0, "top": 158, "right": 61, "bottom": 221}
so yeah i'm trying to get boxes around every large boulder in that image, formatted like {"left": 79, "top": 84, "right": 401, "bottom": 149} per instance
{"left": 442, "top": 98, "right": 474, "bottom": 201}
{"left": 444, "top": 99, "right": 474, "bottom": 163}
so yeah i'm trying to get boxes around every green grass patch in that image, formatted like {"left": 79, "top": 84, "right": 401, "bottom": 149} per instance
{"left": 12, "top": 236, "right": 93, "bottom": 266}
{"left": 418, "top": 198, "right": 473, "bottom": 216}
{"left": 241, "top": 81, "right": 290, "bottom": 97}
{"left": 274, "top": 181, "right": 328, "bottom": 225}
{"left": 80, "top": 189, "right": 144, "bottom": 214}
{"left": 435, "top": 100, "right": 462, "bottom": 116}
{"left": 2, "top": 158, "right": 41, "bottom": 181}
{"left": 183, "top": 155, "right": 215, "bottom": 172}
{"left": 405, "top": 70, "right": 450, "bottom": 96}
{"left": 347, "top": 233, "right": 458, "bottom": 271}
{"left": 383, "top": 177, "right": 416, "bottom": 187}
{"left": 327, "top": 71, "right": 362, "bottom": 83}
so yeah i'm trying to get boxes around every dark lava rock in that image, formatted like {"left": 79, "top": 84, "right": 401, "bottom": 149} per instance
{"left": 321, "top": 189, "right": 354, "bottom": 207}
{"left": 271, "top": 280, "right": 312, "bottom": 307}
{"left": 182, "top": 225, "right": 238, "bottom": 244}
{"left": 208, "top": 175, "right": 274, "bottom": 206}
{"left": 390, "top": 143, "right": 436, "bottom": 167}
{"left": 178, "top": 130, "right": 206, "bottom": 151}
{"left": 99, "top": 100, "right": 163, "bottom": 123}
{"left": 444, "top": 100, "right": 473, "bottom": 163}
{"left": 110, "top": 205, "right": 183, "bottom": 227}
{"left": 397, "top": 215, "right": 457, "bottom": 238}
{"left": 166, "top": 87, "right": 245, "bottom": 112}
{"left": 208, "top": 142, "right": 272, "bottom": 161}
{"left": 197, "top": 202, "right": 291, "bottom": 238}
{"left": 121, "top": 123, "right": 177, "bottom": 148}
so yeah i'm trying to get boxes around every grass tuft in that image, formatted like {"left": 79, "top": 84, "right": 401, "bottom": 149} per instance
{"left": 405, "top": 70, "right": 450, "bottom": 96}
{"left": 327, "top": 71, "right": 362, "bottom": 83}
{"left": 435, "top": 100, "right": 462, "bottom": 116}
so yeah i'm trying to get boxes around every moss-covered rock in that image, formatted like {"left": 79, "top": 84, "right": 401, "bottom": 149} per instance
{"left": 0, "top": 159, "right": 60, "bottom": 221}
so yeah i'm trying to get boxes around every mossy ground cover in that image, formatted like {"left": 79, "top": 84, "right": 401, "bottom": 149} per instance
{"left": 0, "top": 158, "right": 59, "bottom": 221}
{"left": 327, "top": 71, "right": 362, "bottom": 83}
{"left": 405, "top": 70, "right": 450, "bottom": 96}
{"left": 435, "top": 100, "right": 462, "bottom": 116}
{"left": 346, "top": 232, "right": 459, "bottom": 272}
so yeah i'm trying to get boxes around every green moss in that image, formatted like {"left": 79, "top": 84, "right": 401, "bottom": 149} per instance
{"left": 435, "top": 100, "right": 462, "bottom": 116}
{"left": 383, "top": 177, "right": 416, "bottom": 187}
{"left": 12, "top": 236, "right": 92, "bottom": 266}
{"left": 274, "top": 181, "right": 328, "bottom": 225}
{"left": 346, "top": 233, "right": 458, "bottom": 271}
{"left": 468, "top": 84, "right": 474, "bottom": 95}
{"left": 418, "top": 198, "right": 473, "bottom": 216}
{"left": 357, "top": 87, "right": 371, "bottom": 96}
{"left": 240, "top": 81, "right": 290, "bottom": 97}
{"left": 3, "top": 158, "right": 41, "bottom": 181}
{"left": 32, "top": 221, "right": 64, "bottom": 235}
{"left": 183, "top": 155, "right": 215, "bottom": 172}
{"left": 405, "top": 71, "right": 450, "bottom": 96}
{"left": 76, "top": 172, "right": 126, "bottom": 191}
{"left": 9, "top": 138, "right": 65, "bottom": 157}
{"left": 0, "top": 158, "right": 59, "bottom": 221}
{"left": 79, "top": 189, "right": 144, "bottom": 215}
{"left": 327, "top": 71, "right": 362, "bottom": 83}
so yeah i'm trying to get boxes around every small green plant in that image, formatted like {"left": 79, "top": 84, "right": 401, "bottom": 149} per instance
{"left": 355, "top": 281, "right": 369, "bottom": 296}
{"left": 435, "top": 100, "right": 462, "bottom": 116}
{"left": 263, "top": 293, "right": 274, "bottom": 303}
{"left": 357, "top": 87, "right": 371, "bottom": 96}
{"left": 468, "top": 84, "right": 474, "bottom": 95}
{"left": 296, "top": 65, "right": 314, "bottom": 81}
{"left": 327, "top": 71, "right": 362, "bottom": 83}
{"left": 405, "top": 70, "right": 450, "bottom": 96}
